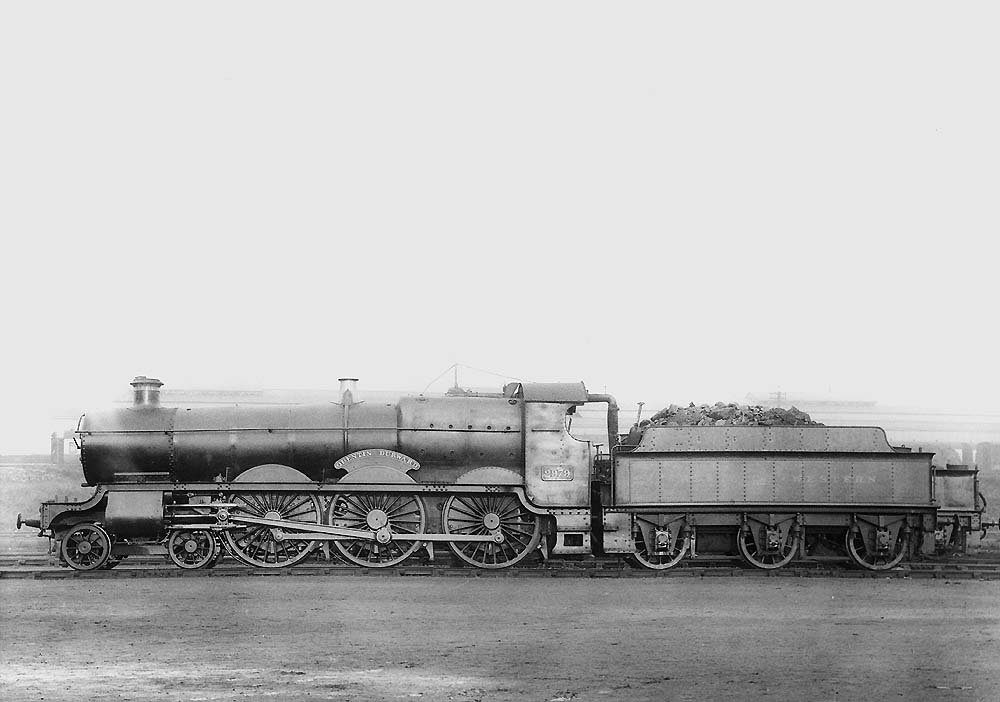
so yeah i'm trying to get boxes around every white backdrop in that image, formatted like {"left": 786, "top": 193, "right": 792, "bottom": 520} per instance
{"left": 1, "top": 2, "right": 997, "bottom": 452}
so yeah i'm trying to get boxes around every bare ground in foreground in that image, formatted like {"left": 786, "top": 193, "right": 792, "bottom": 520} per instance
{"left": 1, "top": 576, "right": 998, "bottom": 702}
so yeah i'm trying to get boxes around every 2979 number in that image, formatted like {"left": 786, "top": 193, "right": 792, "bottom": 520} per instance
{"left": 541, "top": 466, "right": 574, "bottom": 481}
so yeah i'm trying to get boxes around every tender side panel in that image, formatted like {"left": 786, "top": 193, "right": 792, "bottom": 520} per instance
{"left": 614, "top": 453, "right": 933, "bottom": 507}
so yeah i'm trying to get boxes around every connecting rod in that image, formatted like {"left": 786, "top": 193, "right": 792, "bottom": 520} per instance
{"left": 227, "top": 513, "right": 503, "bottom": 543}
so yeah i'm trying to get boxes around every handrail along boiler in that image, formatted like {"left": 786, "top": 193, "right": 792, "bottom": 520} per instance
{"left": 17, "top": 376, "right": 992, "bottom": 571}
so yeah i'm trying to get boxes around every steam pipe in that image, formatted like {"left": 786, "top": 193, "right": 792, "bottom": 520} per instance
{"left": 586, "top": 393, "right": 620, "bottom": 448}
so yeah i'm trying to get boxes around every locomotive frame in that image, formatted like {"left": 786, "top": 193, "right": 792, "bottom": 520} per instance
{"left": 17, "top": 375, "right": 991, "bottom": 573}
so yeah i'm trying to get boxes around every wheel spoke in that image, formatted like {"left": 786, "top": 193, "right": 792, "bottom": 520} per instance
{"left": 338, "top": 505, "right": 369, "bottom": 520}
{"left": 244, "top": 493, "right": 266, "bottom": 515}
{"left": 449, "top": 503, "right": 481, "bottom": 521}
{"left": 249, "top": 534, "right": 265, "bottom": 560}
{"left": 448, "top": 523, "right": 480, "bottom": 534}
{"left": 331, "top": 493, "right": 426, "bottom": 568}
{"left": 631, "top": 519, "right": 688, "bottom": 570}
{"left": 339, "top": 498, "right": 370, "bottom": 518}
{"left": 239, "top": 525, "right": 266, "bottom": 548}
{"left": 61, "top": 524, "right": 112, "bottom": 571}
{"left": 444, "top": 495, "right": 540, "bottom": 569}
{"left": 382, "top": 494, "right": 405, "bottom": 516}
{"left": 281, "top": 495, "right": 308, "bottom": 514}
{"left": 496, "top": 503, "right": 520, "bottom": 520}
{"left": 276, "top": 492, "right": 300, "bottom": 513}
{"left": 737, "top": 523, "right": 798, "bottom": 570}
{"left": 167, "top": 529, "right": 219, "bottom": 570}
{"left": 385, "top": 507, "right": 421, "bottom": 521}
{"left": 846, "top": 521, "right": 906, "bottom": 571}
{"left": 283, "top": 504, "right": 317, "bottom": 520}
{"left": 470, "top": 541, "right": 485, "bottom": 562}
{"left": 223, "top": 491, "right": 320, "bottom": 568}
{"left": 501, "top": 524, "right": 537, "bottom": 538}
{"left": 392, "top": 523, "right": 421, "bottom": 535}
{"left": 504, "top": 531, "right": 530, "bottom": 549}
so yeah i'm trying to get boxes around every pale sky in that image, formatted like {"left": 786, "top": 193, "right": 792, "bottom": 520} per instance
{"left": 1, "top": 3, "right": 997, "bottom": 452}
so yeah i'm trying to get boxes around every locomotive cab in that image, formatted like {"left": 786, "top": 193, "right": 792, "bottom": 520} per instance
{"left": 506, "top": 382, "right": 620, "bottom": 555}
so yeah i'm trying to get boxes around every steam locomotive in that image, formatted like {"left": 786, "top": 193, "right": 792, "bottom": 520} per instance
{"left": 17, "top": 376, "right": 992, "bottom": 572}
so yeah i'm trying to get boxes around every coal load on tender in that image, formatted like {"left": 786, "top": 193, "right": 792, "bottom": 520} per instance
{"left": 646, "top": 402, "right": 823, "bottom": 427}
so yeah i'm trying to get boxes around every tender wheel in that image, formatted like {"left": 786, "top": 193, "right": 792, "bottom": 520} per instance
{"left": 443, "top": 494, "right": 541, "bottom": 569}
{"left": 632, "top": 518, "right": 688, "bottom": 570}
{"left": 737, "top": 521, "right": 800, "bottom": 570}
{"left": 846, "top": 520, "right": 908, "bottom": 571}
{"left": 60, "top": 523, "right": 112, "bottom": 571}
{"left": 329, "top": 493, "right": 426, "bottom": 567}
{"left": 168, "top": 529, "right": 219, "bottom": 569}
{"left": 223, "top": 492, "right": 322, "bottom": 568}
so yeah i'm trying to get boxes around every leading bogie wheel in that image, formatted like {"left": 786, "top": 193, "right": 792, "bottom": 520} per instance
{"left": 329, "top": 492, "right": 426, "bottom": 567}
{"left": 443, "top": 494, "right": 541, "bottom": 569}
{"left": 223, "top": 491, "right": 322, "bottom": 568}
{"left": 168, "top": 529, "right": 220, "bottom": 569}
{"left": 60, "top": 523, "right": 113, "bottom": 571}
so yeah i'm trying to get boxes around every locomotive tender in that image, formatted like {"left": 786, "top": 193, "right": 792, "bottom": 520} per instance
{"left": 17, "top": 376, "right": 981, "bottom": 572}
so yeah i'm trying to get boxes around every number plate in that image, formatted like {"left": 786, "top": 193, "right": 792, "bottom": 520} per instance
{"left": 541, "top": 465, "right": 574, "bottom": 481}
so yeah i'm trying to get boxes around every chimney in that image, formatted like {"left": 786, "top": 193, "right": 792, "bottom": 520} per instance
{"left": 338, "top": 377, "right": 358, "bottom": 405}
{"left": 131, "top": 376, "right": 164, "bottom": 408}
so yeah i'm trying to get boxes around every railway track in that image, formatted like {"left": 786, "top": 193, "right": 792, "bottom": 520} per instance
{"left": 3, "top": 555, "right": 998, "bottom": 580}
